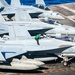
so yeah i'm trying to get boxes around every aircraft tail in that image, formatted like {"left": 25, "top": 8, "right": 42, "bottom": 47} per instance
{"left": 0, "top": 0, "right": 9, "bottom": 7}
{"left": 35, "top": 0, "right": 46, "bottom": 6}
{"left": 11, "top": 0, "right": 21, "bottom": 7}
{"left": 15, "top": 9, "right": 32, "bottom": 21}
{"left": 8, "top": 24, "right": 32, "bottom": 40}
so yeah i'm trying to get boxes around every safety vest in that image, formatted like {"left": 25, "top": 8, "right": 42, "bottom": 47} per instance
{"left": 35, "top": 35, "right": 39, "bottom": 39}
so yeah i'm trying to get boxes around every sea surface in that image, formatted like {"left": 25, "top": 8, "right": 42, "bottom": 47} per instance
{"left": 6, "top": 0, "right": 75, "bottom": 6}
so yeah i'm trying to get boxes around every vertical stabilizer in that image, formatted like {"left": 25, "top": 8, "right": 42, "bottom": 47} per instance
{"left": 11, "top": 0, "right": 21, "bottom": 7}
{"left": 36, "top": 0, "right": 45, "bottom": 6}
{"left": 0, "top": 0, "right": 9, "bottom": 7}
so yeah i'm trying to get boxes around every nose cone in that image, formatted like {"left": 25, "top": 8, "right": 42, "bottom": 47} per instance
{"left": 51, "top": 12, "right": 65, "bottom": 19}
{"left": 56, "top": 15, "right": 65, "bottom": 19}
{"left": 63, "top": 27, "right": 75, "bottom": 34}
{"left": 69, "top": 29, "right": 75, "bottom": 34}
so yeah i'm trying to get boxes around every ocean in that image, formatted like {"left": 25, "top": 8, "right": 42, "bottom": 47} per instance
{"left": 6, "top": 0, "right": 75, "bottom": 6}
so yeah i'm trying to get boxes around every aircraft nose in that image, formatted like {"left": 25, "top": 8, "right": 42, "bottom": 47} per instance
{"left": 56, "top": 15, "right": 65, "bottom": 19}
{"left": 66, "top": 29, "right": 75, "bottom": 34}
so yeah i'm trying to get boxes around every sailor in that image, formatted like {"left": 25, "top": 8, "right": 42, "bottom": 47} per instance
{"left": 35, "top": 34, "right": 40, "bottom": 45}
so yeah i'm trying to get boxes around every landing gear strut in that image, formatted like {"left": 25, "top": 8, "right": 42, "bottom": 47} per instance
{"left": 61, "top": 56, "right": 70, "bottom": 66}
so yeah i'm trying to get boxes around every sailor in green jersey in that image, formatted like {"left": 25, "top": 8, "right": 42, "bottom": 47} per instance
{"left": 35, "top": 34, "right": 40, "bottom": 45}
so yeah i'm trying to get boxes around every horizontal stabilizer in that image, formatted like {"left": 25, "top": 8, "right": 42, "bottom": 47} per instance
{"left": 8, "top": 24, "right": 32, "bottom": 40}
{"left": 15, "top": 9, "right": 32, "bottom": 21}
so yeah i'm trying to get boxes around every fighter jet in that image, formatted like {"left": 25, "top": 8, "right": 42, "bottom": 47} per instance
{"left": 0, "top": 9, "right": 75, "bottom": 38}
{"left": 0, "top": 12, "right": 54, "bottom": 37}
{"left": 0, "top": 22, "right": 75, "bottom": 67}
{"left": 0, "top": 1, "right": 75, "bottom": 68}
{"left": 0, "top": 0, "right": 64, "bottom": 19}
{"left": 33, "top": 0, "right": 64, "bottom": 19}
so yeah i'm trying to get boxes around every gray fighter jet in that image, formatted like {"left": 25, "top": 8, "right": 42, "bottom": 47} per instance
{"left": 0, "top": 0, "right": 64, "bottom": 19}
{"left": 34, "top": 0, "right": 64, "bottom": 19}
{"left": 0, "top": 9, "right": 75, "bottom": 37}
{"left": 0, "top": 23, "right": 75, "bottom": 67}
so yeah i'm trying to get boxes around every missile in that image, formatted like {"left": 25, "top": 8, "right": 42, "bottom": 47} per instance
{"left": 11, "top": 58, "right": 39, "bottom": 70}
{"left": 20, "top": 56, "right": 45, "bottom": 66}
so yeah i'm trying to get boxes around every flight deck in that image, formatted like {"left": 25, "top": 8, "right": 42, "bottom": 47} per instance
{"left": 0, "top": 2, "right": 75, "bottom": 75}
{"left": 49, "top": 3, "right": 75, "bottom": 27}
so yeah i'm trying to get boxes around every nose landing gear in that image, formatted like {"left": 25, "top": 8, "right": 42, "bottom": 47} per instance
{"left": 61, "top": 56, "right": 71, "bottom": 67}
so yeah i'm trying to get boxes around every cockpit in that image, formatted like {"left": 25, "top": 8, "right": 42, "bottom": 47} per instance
{"left": 41, "top": 19, "right": 59, "bottom": 25}
{"left": 33, "top": 4, "right": 50, "bottom": 10}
